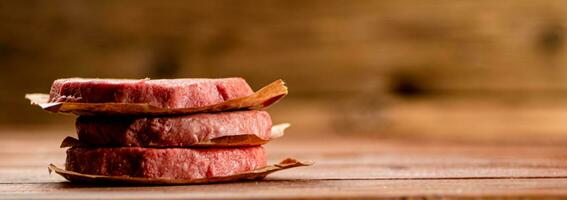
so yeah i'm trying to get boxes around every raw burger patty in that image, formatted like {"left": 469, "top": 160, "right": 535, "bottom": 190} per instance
{"left": 76, "top": 110, "right": 273, "bottom": 147}
{"left": 65, "top": 146, "right": 266, "bottom": 179}
{"left": 49, "top": 77, "right": 253, "bottom": 109}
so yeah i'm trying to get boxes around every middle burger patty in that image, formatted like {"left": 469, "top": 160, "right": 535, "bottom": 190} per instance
{"left": 76, "top": 110, "right": 273, "bottom": 147}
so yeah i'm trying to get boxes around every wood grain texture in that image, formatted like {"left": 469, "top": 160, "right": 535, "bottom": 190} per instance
{"left": 6, "top": 0, "right": 567, "bottom": 126}
{"left": 2, "top": 128, "right": 567, "bottom": 199}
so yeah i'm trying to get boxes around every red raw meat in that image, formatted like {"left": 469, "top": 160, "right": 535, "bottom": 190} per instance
{"left": 49, "top": 78, "right": 253, "bottom": 109}
{"left": 65, "top": 146, "right": 266, "bottom": 179}
{"left": 76, "top": 110, "right": 273, "bottom": 147}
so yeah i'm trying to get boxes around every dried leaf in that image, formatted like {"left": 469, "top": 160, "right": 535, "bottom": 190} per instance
{"left": 60, "top": 123, "right": 289, "bottom": 148}
{"left": 26, "top": 79, "right": 287, "bottom": 116}
{"left": 48, "top": 158, "right": 312, "bottom": 185}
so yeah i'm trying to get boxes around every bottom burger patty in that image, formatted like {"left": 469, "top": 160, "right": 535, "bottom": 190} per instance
{"left": 65, "top": 146, "right": 266, "bottom": 179}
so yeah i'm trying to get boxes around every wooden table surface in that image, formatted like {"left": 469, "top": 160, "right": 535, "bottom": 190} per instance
{"left": 2, "top": 127, "right": 567, "bottom": 199}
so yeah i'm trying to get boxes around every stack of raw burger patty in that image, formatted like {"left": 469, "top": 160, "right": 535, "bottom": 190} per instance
{"left": 49, "top": 78, "right": 275, "bottom": 179}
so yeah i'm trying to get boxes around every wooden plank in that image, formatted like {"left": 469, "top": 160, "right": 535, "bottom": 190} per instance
{"left": 2, "top": 128, "right": 567, "bottom": 199}
{"left": 2, "top": 179, "right": 567, "bottom": 199}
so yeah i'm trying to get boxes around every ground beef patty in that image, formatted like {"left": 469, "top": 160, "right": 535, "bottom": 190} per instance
{"left": 65, "top": 146, "right": 266, "bottom": 179}
{"left": 48, "top": 77, "right": 253, "bottom": 109}
{"left": 76, "top": 110, "right": 273, "bottom": 147}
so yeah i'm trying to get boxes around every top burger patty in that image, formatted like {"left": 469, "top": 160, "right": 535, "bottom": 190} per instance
{"left": 48, "top": 77, "right": 253, "bottom": 109}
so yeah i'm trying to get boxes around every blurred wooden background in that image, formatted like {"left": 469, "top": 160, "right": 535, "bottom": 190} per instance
{"left": 3, "top": 0, "right": 567, "bottom": 142}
